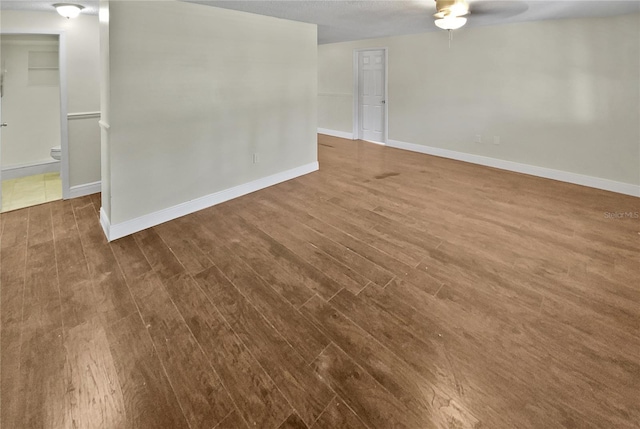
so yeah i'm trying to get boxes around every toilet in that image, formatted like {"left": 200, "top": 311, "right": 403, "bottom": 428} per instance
{"left": 50, "top": 146, "right": 61, "bottom": 161}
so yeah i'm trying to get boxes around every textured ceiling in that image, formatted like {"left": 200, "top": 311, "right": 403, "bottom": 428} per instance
{"left": 190, "top": 1, "right": 640, "bottom": 43}
{"left": 2, "top": 1, "right": 639, "bottom": 44}
{"left": 1, "top": 0, "right": 100, "bottom": 16}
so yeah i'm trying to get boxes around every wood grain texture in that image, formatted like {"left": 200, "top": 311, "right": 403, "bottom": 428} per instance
{"left": 154, "top": 219, "right": 213, "bottom": 275}
{"left": 0, "top": 210, "right": 28, "bottom": 329}
{"left": 207, "top": 244, "right": 330, "bottom": 363}
{"left": 133, "top": 228, "right": 185, "bottom": 280}
{"left": 214, "top": 409, "right": 249, "bottom": 429}
{"left": 194, "top": 265, "right": 335, "bottom": 426}
{"left": 201, "top": 207, "right": 320, "bottom": 306}
{"left": 105, "top": 313, "right": 190, "bottom": 429}
{"left": 126, "top": 271, "right": 234, "bottom": 429}
{"left": 312, "top": 342, "right": 427, "bottom": 429}
{"left": 21, "top": 240, "right": 62, "bottom": 332}
{"left": 1, "top": 134, "right": 638, "bottom": 428}
{"left": 301, "top": 295, "right": 479, "bottom": 428}
{"left": 0, "top": 210, "right": 29, "bottom": 429}
{"left": 278, "top": 413, "right": 309, "bottom": 429}
{"left": 55, "top": 227, "right": 99, "bottom": 330}
{"left": 50, "top": 199, "right": 78, "bottom": 241}
{"left": 110, "top": 235, "right": 152, "bottom": 281}
{"left": 17, "top": 328, "right": 67, "bottom": 428}
{"left": 226, "top": 201, "right": 365, "bottom": 296}
{"left": 163, "top": 272, "right": 292, "bottom": 428}
{"left": 73, "top": 200, "right": 137, "bottom": 324}
{"left": 64, "top": 321, "right": 126, "bottom": 428}
{"left": 311, "top": 398, "right": 367, "bottom": 429}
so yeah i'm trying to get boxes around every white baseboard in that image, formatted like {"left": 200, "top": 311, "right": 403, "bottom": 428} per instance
{"left": 101, "top": 161, "right": 319, "bottom": 242}
{"left": 363, "top": 139, "right": 386, "bottom": 146}
{"left": 2, "top": 160, "right": 60, "bottom": 180}
{"left": 100, "top": 207, "right": 110, "bottom": 241}
{"left": 386, "top": 139, "right": 640, "bottom": 197}
{"left": 69, "top": 181, "right": 101, "bottom": 199}
{"left": 318, "top": 128, "right": 354, "bottom": 140}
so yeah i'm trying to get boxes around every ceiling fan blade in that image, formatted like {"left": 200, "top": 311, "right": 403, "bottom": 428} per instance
{"left": 469, "top": 0, "right": 529, "bottom": 18}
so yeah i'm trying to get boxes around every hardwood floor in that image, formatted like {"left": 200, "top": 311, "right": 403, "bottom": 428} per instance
{"left": 1, "top": 134, "right": 639, "bottom": 428}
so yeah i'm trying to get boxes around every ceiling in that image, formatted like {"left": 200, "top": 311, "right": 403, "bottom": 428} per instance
{"left": 2, "top": 0, "right": 639, "bottom": 44}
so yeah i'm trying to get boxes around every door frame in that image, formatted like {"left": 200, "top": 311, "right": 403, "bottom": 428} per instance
{"left": 0, "top": 29, "right": 70, "bottom": 203}
{"left": 352, "top": 47, "right": 388, "bottom": 144}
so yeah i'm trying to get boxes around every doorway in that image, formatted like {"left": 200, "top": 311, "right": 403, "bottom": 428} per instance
{"left": 0, "top": 32, "right": 69, "bottom": 212}
{"left": 353, "top": 48, "right": 387, "bottom": 144}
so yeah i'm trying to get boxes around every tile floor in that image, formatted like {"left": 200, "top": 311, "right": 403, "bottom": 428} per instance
{"left": 1, "top": 172, "right": 62, "bottom": 212}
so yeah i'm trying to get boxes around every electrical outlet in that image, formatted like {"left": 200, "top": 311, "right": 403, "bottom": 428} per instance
{"left": 493, "top": 136, "right": 501, "bottom": 145}
{"left": 253, "top": 153, "right": 259, "bottom": 164}
{"left": 475, "top": 134, "right": 482, "bottom": 144}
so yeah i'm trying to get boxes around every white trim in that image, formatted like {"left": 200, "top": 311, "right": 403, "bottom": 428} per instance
{"left": 68, "top": 111, "right": 101, "bottom": 120}
{"left": 318, "top": 128, "right": 354, "bottom": 140}
{"left": 352, "top": 50, "right": 358, "bottom": 139}
{"left": 353, "top": 47, "right": 388, "bottom": 144}
{"left": 386, "top": 139, "right": 640, "bottom": 197}
{"left": 69, "top": 181, "right": 101, "bottom": 199}
{"left": 58, "top": 32, "right": 71, "bottom": 200}
{"left": 2, "top": 38, "right": 58, "bottom": 46}
{"left": 102, "top": 162, "right": 319, "bottom": 242}
{"left": 100, "top": 207, "right": 110, "bottom": 243}
{"left": 363, "top": 139, "right": 386, "bottom": 146}
{"left": 2, "top": 160, "right": 60, "bottom": 180}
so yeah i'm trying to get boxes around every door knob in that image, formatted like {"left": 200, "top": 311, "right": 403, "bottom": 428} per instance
{"left": 0, "top": 123, "right": 7, "bottom": 127}
{"left": 381, "top": 100, "right": 386, "bottom": 104}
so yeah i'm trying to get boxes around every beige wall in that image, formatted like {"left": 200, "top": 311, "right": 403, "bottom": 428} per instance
{"left": 319, "top": 14, "right": 640, "bottom": 186}
{"left": 1, "top": 35, "right": 60, "bottom": 167}
{"left": 104, "top": 1, "right": 317, "bottom": 225}
{"left": 1, "top": 10, "right": 101, "bottom": 187}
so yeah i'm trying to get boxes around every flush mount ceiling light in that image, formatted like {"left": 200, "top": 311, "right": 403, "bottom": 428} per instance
{"left": 53, "top": 3, "right": 84, "bottom": 19}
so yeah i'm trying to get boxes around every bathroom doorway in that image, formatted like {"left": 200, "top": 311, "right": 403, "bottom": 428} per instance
{"left": 0, "top": 32, "right": 69, "bottom": 212}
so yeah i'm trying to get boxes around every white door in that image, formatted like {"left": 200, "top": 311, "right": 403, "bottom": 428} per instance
{"left": 358, "top": 49, "right": 385, "bottom": 143}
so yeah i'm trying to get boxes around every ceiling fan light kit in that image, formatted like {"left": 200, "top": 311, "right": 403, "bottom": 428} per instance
{"left": 434, "top": 0, "right": 469, "bottom": 30}
{"left": 435, "top": 16, "right": 468, "bottom": 30}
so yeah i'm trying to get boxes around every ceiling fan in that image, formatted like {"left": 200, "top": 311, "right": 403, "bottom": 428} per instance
{"left": 433, "top": 0, "right": 530, "bottom": 31}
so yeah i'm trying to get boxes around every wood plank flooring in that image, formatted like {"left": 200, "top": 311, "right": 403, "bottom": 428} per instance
{"left": 1, "top": 134, "right": 639, "bottom": 428}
